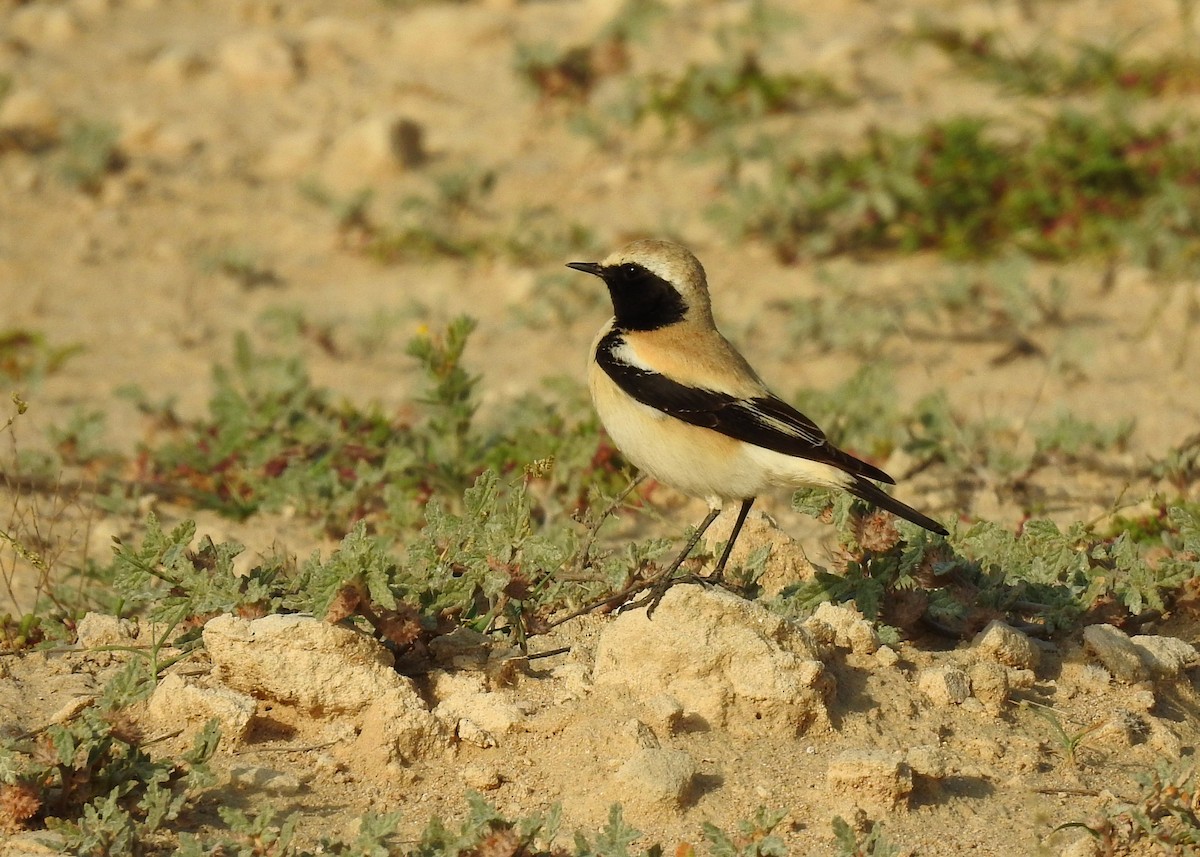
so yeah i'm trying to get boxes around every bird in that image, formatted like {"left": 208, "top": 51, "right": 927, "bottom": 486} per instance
{"left": 566, "top": 238, "right": 947, "bottom": 606}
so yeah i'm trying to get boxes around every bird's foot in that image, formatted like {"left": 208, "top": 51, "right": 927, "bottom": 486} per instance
{"left": 619, "top": 574, "right": 675, "bottom": 618}
{"left": 619, "top": 569, "right": 740, "bottom": 618}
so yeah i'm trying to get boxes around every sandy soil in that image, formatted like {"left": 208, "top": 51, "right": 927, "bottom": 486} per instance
{"left": 1, "top": 0, "right": 1199, "bottom": 853}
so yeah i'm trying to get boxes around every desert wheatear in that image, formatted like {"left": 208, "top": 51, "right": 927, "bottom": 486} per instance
{"left": 568, "top": 239, "right": 947, "bottom": 604}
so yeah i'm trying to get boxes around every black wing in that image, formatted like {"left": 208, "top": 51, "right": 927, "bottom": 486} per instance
{"left": 596, "top": 331, "right": 895, "bottom": 485}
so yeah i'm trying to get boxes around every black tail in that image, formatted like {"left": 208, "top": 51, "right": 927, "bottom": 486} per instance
{"left": 848, "top": 477, "right": 948, "bottom": 536}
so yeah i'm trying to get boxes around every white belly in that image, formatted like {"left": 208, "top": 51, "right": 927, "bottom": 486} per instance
{"left": 588, "top": 359, "right": 849, "bottom": 503}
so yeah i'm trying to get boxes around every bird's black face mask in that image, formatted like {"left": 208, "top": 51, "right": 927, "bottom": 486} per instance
{"left": 567, "top": 261, "right": 688, "bottom": 332}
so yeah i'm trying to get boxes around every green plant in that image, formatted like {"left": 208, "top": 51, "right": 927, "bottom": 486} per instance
{"left": 57, "top": 120, "right": 123, "bottom": 193}
{"left": 780, "top": 488, "right": 1199, "bottom": 636}
{"left": 914, "top": 22, "right": 1200, "bottom": 97}
{"left": 1056, "top": 764, "right": 1200, "bottom": 852}
{"left": 1024, "top": 701, "right": 1106, "bottom": 767}
{"left": 710, "top": 110, "right": 1200, "bottom": 264}
{"left": 514, "top": 0, "right": 665, "bottom": 104}
{"left": 367, "top": 167, "right": 495, "bottom": 262}
{"left": 200, "top": 246, "right": 282, "bottom": 290}
{"left": 831, "top": 815, "right": 898, "bottom": 857}
{"left": 0, "top": 705, "right": 220, "bottom": 846}
{"left": 298, "top": 179, "right": 377, "bottom": 248}
{"left": 0, "top": 329, "right": 82, "bottom": 385}
{"left": 619, "top": 56, "right": 846, "bottom": 140}
{"left": 698, "top": 806, "right": 788, "bottom": 856}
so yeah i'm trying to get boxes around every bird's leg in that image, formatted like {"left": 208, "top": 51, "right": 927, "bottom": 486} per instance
{"left": 706, "top": 497, "right": 755, "bottom": 586}
{"left": 661, "top": 506, "right": 722, "bottom": 581}
{"left": 621, "top": 505, "right": 721, "bottom": 616}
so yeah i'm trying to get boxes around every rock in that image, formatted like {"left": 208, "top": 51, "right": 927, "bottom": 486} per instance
{"left": 642, "top": 694, "right": 685, "bottom": 736}
{"left": 905, "top": 745, "right": 952, "bottom": 780}
{"left": 203, "top": 614, "right": 445, "bottom": 765}
{"left": 0, "top": 88, "right": 60, "bottom": 142}
{"left": 217, "top": 32, "right": 299, "bottom": 88}
{"left": 75, "top": 612, "right": 140, "bottom": 648}
{"left": 147, "top": 673, "right": 257, "bottom": 743}
{"left": 968, "top": 661, "right": 1010, "bottom": 715}
{"left": 462, "top": 764, "right": 502, "bottom": 791}
{"left": 433, "top": 691, "right": 525, "bottom": 740}
{"left": 117, "top": 111, "right": 197, "bottom": 161}
{"left": 804, "top": 602, "right": 880, "bottom": 655}
{"left": 229, "top": 765, "right": 304, "bottom": 795}
{"left": 204, "top": 614, "right": 393, "bottom": 712}
{"left": 9, "top": 4, "right": 82, "bottom": 45}
{"left": 1082, "top": 624, "right": 1147, "bottom": 683}
{"left": 148, "top": 47, "right": 209, "bottom": 84}
{"left": 1093, "top": 708, "right": 1147, "bottom": 748}
{"left": 592, "top": 585, "right": 831, "bottom": 737}
{"left": 0, "top": 831, "right": 67, "bottom": 857}
{"left": 320, "top": 114, "right": 425, "bottom": 191}
{"left": 299, "top": 16, "right": 378, "bottom": 71}
{"left": 258, "top": 128, "right": 324, "bottom": 178}
{"left": 826, "top": 750, "right": 912, "bottom": 811}
{"left": 874, "top": 645, "right": 900, "bottom": 668}
{"left": 1058, "top": 834, "right": 1100, "bottom": 857}
{"left": 452, "top": 717, "right": 497, "bottom": 749}
{"left": 972, "top": 620, "right": 1041, "bottom": 669}
{"left": 917, "top": 665, "right": 971, "bottom": 706}
{"left": 701, "top": 507, "right": 817, "bottom": 594}
{"left": 428, "top": 626, "right": 492, "bottom": 669}
{"left": 1130, "top": 635, "right": 1197, "bottom": 679}
{"left": 614, "top": 747, "right": 696, "bottom": 812}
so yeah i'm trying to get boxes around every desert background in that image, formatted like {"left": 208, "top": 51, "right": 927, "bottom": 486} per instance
{"left": 1, "top": 0, "right": 1199, "bottom": 854}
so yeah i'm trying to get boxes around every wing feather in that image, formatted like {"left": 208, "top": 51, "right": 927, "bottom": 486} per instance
{"left": 597, "top": 331, "right": 895, "bottom": 484}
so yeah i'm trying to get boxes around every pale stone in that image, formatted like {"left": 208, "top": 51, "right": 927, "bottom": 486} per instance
{"left": 148, "top": 673, "right": 257, "bottom": 742}
{"left": 702, "top": 507, "right": 817, "bottom": 594}
{"left": 972, "top": 620, "right": 1041, "bottom": 669}
{"left": 1130, "top": 634, "right": 1197, "bottom": 679}
{"left": 218, "top": 31, "right": 298, "bottom": 88}
{"left": 462, "top": 764, "right": 502, "bottom": 791}
{"left": 614, "top": 747, "right": 696, "bottom": 811}
{"left": 148, "top": 47, "right": 209, "bottom": 84}
{"left": 258, "top": 128, "right": 324, "bottom": 178}
{"left": 1083, "top": 624, "right": 1147, "bottom": 683}
{"left": 592, "top": 585, "right": 831, "bottom": 737}
{"left": 805, "top": 602, "right": 880, "bottom": 655}
{"left": 10, "top": 5, "right": 82, "bottom": 45}
{"left": 203, "top": 614, "right": 446, "bottom": 766}
{"left": 0, "top": 88, "right": 59, "bottom": 139}
{"left": 229, "top": 765, "right": 304, "bottom": 795}
{"left": 874, "top": 645, "right": 900, "bottom": 667}
{"left": 968, "top": 661, "right": 1010, "bottom": 714}
{"left": 917, "top": 665, "right": 971, "bottom": 706}
{"left": 320, "top": 114, "right": 424, "bottom": 191}
{"left": 827, "top": 750, "right": 912, "bottom": 810}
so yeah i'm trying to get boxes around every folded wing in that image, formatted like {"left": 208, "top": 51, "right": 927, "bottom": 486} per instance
{"left": 596, "top": 331, "right": 895, "bottom": 485}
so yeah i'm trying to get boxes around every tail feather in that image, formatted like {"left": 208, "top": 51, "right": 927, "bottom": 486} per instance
{"left": 848, "top": 477, "right": 948, "bottom": 536}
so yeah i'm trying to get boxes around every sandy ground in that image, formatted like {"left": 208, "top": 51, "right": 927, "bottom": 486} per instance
{"left": 1, "top": 0, "right": 1199, "bottom": 853}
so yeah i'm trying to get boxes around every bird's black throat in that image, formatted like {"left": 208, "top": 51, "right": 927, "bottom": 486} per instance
{"left": 596, "top": 262, "right": 688, "bottom": 331}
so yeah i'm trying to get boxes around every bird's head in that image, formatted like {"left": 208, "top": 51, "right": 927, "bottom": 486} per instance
{"left": 567, "top": 239, "right": 713, "bottom": 332}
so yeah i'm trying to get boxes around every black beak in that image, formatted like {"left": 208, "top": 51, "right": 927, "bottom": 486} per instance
{"left": 566, "top": 261, "right": 605, "bottom": 278}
